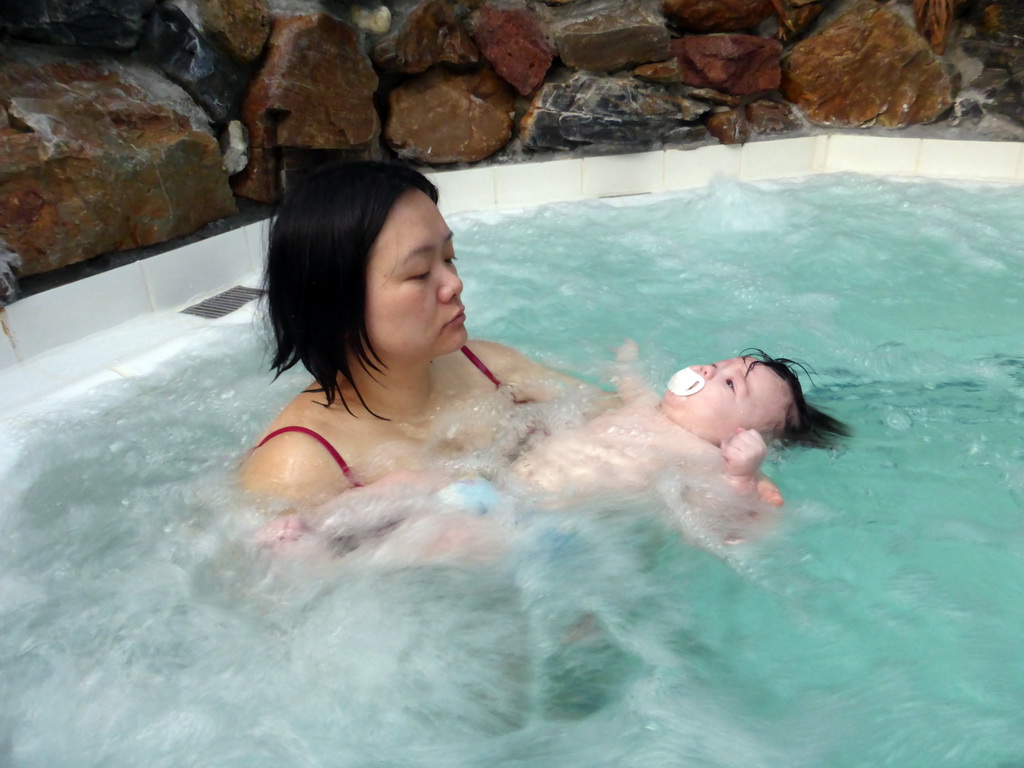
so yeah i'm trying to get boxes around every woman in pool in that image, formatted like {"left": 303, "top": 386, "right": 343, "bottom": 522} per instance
{"left": 240, "top": 160, "right": 603, "bottom": 513}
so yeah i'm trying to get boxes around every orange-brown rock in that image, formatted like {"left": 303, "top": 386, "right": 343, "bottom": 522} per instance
{"left": 663, "top": 0, "right": 775, "bottom": 33}
{"left": 776, "top": 2, "right": 823, "bottom": 42}
{"left": 673, "top": 34, "right": 782, "bottom": 95}
{"left": 384, "top": 67, "right": 514, "bottom": 164}
{"left": 233, "top": 14, "right": 379, "bottom": 202}
{"left": 0, "top": 53, "right": 235, "bottom": 278}
{"left": 781, "top": 2, "right": 955, "bottom": 127}
{"left": 472, "top": 6, "right": 555, "bottom": 96}
{"left": 745, "top": 98, "right": 801, "bottom": 132}
{"left": 372, "top": 0, "right": 479, "bottom": 74}
{"left": 195, "top": 0, "right": 271, "bottom": 64}
{"left": 706, "top": 109, "right": 750, "bottom": 144}
{"left": 633, "top": 59, "right": 684, "bottom": 82}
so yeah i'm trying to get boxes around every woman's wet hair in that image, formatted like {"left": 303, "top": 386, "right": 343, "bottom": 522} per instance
{"left": 742, "top": 349, "right": 851, "bottom": 448}
{"left": 265, "top": 160, "right": 439, "bottom": 414}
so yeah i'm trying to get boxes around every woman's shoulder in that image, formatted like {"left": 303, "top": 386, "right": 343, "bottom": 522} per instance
{"left": 240, "top": 427, "right": 356, "bottom": 501}
{"left": 240, "top": 392, "right": 363, "bottom": 501}
{"left": 462, "top": 339, "right": 551, "bottom": 381}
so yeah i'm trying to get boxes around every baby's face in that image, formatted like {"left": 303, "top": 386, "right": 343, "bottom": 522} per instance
{"left": 661, "top": 356, "right": 795, "bottom": 446}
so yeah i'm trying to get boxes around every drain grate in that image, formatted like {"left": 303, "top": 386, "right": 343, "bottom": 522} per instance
{"left": 180, "top": 285, "right": 263, "bottom": 319}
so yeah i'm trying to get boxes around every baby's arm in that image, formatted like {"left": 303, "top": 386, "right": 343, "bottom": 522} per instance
{"left": 611, "top": 339, "right": 657, "bottom": 404}
{"left": 720, "top": 428, "right": 784, "bottom": 507}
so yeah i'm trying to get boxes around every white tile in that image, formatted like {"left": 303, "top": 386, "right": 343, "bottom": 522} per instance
{"left": 917, "top": 139, "right": 1023, "bottom": 181}
{"left": 0, "top": 362, "right": 69, "bottom": 414}
{"left": 429, "top": 166, "right": 497, "bottom": 215}
{"left": 141, "top": 228, "right": 253, "bottom": 311}
{"left": 3, "top": 262, "right": 151, "bottom": 361}
{"left": 664, "top": 144, "right": 743, "bottom": 190}
{"left": 823, "top": 135, "right": 921, "bottom": 176}
{"left": 494, "top": 158, "right": 584, "bottom": 207}
{"left": 739, "top": 136, "right": 820, "bottom": 180}
{"left": 23, "top": 311, "right": 202, "bottom": 382}
{"left": 242, "top": 219, "right": 269, "bottom": 275}
{"left": 811, "top": 134, "right": 830, "bottom": 172}
{"left": 582, "top": 151, "right": 666, "bottom": 198}
{"left": 0, "top": 320, "right": 17, "bottom": 369}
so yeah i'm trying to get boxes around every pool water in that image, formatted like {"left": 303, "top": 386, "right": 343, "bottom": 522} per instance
{"left": 2, "top": 174, "right": 1023, "bottom": 766}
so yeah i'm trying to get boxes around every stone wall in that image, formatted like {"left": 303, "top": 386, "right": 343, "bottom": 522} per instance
{"left": 1, "top": 0, "right": 1023, "bottom": 304}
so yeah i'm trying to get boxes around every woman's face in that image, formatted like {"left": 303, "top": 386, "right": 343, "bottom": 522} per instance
{"left": 661, "top": 356, "right": 795, "bottom": 446}
{"left": 363, "top": 189, "right": 467, "bottom": 365}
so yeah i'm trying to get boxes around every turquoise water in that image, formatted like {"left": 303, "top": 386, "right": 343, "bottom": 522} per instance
{"left": 1, "top": 174, "right": 1022, "bottom": 766}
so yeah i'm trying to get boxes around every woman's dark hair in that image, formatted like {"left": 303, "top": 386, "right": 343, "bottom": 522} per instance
{"left": 265, "top": 160, "right": 439, "bottom": 414}
{"left": 742, "top": 349, "right": 851, "bottom": 448}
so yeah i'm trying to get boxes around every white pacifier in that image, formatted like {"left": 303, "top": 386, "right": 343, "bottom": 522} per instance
{"left": 667, "top": 367, "right": 705, "bottom": 396}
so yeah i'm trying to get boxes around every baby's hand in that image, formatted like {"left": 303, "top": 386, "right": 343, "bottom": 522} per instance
{"left": 614, "top": 338, "right": 639, "bottom": 363}
{"left": 721, "top": 428, "right": 768, "bottom": 479}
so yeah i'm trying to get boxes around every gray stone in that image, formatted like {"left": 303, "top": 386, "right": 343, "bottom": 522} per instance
{"left": 141, "top": 4, "right": 250, "bottom": 125}
{"left": 521, "top": 72, "right": 709, "bottom": 150}
{"left": 0, "top": 238, "right": 19, "bottom": 306}
{"left": 0, "top": 0, "right": 145, "bottom": 50}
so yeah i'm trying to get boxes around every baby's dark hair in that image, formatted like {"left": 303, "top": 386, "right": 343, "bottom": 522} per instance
{"left": 742, "top": 349, "right": 851, "bottom": 448}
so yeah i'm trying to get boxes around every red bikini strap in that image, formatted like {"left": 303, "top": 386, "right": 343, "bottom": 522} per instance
{"left": 254, "top": 426, "right": 362, "bottom": 487}
{"left": 461, "top": 345, "right": 502, "bottom": 389}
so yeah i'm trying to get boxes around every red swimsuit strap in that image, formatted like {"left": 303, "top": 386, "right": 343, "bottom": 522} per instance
{"left": 460, "top": 345, "right": 502, "bottom": 388}
{"left": 254, "top": 426, "right": 362, "bottom": 487}
{"left": 254, "top": 349, "right": 502, "bottom": 487}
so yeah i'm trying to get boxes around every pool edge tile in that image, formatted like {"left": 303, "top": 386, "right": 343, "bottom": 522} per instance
{"left": 3, "top": 262, "right": 152, "bottom": 361}
{"left": 430, "top": 166, "right": 497, "bottom": 215}
{"left": 917, "top": 138, "right": 1024, "bottom": 181}
{"left": 141, "top": 228, "right": 253, "bottom": 312}
{"left": 665, "top": 144, "right": 743, "bottom": 189}
{"left": 582, "top": 151, "right": 666, "bottom": 198}
{"left": 494, "top": 159, "right": 584, "bottom": 207}
{"left": 740, "top": 137, "right": 820, "bottom": 181}
{"left": 824, "top": 135, "right": 922, "bottom": 176}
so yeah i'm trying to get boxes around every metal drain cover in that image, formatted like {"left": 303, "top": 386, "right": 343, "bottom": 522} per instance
{"left": 180, "top": 285, "right": 263, "bottom": 319}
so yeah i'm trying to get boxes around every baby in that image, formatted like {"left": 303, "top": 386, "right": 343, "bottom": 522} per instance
{"left": 510, "top": 342, "right": 848, "bottom": 509}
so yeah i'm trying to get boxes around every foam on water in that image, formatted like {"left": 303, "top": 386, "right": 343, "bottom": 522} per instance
{"left": 2, "top": 174, "right": 1024, "bottom": 767}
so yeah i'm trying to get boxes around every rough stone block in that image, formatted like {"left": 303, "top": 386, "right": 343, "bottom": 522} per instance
{"left": 0, "top": 51, "right": 236, "bottom": 278}
{"left": 673, "top": 34, "right": 783, "bottom": 96}
{"left": 141, "top": 5, "right": 250, "bottom": 125}
{"left": 233, "top": 14, "right": 379, "bottom": 202}
{"left": 521, "top": 72, "right": 709, "bottom": 150}
{"left": 472, "top": 6, "right": 555, "bottom": 95}
{"left": 781, "top": 2, "right": 955, "bottom": 127}
{"left": 0, "top": 0, "right": 145, "bottom": 50}
{"left": 385, "top": 67, "right": 515, "bottom": 164}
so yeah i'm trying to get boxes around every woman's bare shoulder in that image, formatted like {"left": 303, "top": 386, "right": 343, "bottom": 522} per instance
{"left": 239, "top": 390, "right": 360, "bottom": 502}
{"left": 240, "top": 430, "right": 355, "bottom": 502}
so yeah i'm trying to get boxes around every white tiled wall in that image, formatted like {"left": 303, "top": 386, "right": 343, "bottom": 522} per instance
{"left": 493, "top": 158, "right": 584, "bottom": 207}
{"left": 0, "top": 325, "right": 18, "bottom": 370}
{"left": 917, "top": 139, "right": 1024, "bottom": 181}
{"left": 431, "top": 166, "right": 497, "bottom": 215}
{"left": 581, "top": 152, "right": 667, "bottom": 198}
{"left": 141, "top": 227, "right": 253, "bottom": 311}
{"left": 824, "top": 135, "right": 922, "bottom": 176}
{"left": 740, "top": 136, "right": 826, "bottom": 180}
{"left": 4, "top": 262, "right": 152, "bottom": 362}
{"left": 665, "top": 144, "right": 743, "bottom": 189}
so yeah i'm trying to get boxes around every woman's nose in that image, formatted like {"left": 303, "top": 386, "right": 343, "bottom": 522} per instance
{"left": 439, "top": 270, "right": 463, "bottom": 302}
